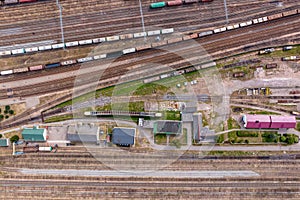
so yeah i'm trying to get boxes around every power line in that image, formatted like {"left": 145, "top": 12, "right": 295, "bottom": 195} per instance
{"left": 138, "top": 0, "right": 146, "bottom": 42}
{"left": 56, "top": 0, "right": 65, "bottom": 49}
{"left": 223, "top": 0, "right": 229, "bottom": 24}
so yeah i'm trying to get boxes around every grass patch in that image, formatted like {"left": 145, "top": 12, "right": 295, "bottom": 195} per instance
{"left": 227, "top": 117, "right": 240, "bottom": 129}
{"left": 154, "top": 134, "right": 167, "bottom": 145}
{"left": 249, "top": 111, "right": 280, "bottom": 115}
{"left": 44, "top": 114, "right": 73, "bottom": 123}
{"left": 161, "top": 111, "right": 181, "bottom": 121}
{"left": 96, "top": 101, "right": 144, "bottom": 112}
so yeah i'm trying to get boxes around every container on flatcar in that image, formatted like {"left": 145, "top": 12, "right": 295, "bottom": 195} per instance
{"left": 150, "top": 2, "right": 166, "bottom": 8}
{"left": 52, "top": 43, "right": 65, "bottom": 49}
{"left": 0, "top": 51, "right": 11, "bottom": 56}
{"left": 65, "top": 41, "right": 79, "bottom": 47}
{"left": 283, "top": 46, "right": 293, "bottom": 51}
{"left": 199, "top": 30, "right": 213, "bottom": 37}
{"left": 133, "top": 32, "right": 146, "bottom": 38}
{"left": 281, "top": 56, "right": 299, "bottom": 61}
{"left": 122, "top": 48, "right": 136, "bottom": 54}
{"left": 19, "top": 0, "right": 37, "bottom": 3}
{"left": 147, "top": 30, "right": 161, "bottom": 36}
{"left": 0, "top": 70, "right": 13, "bottom": 75}
{"left": 184, "top": 0, "right": 198, "bottom": 3}
{"left": 106, "top": 36, "right": 120, "bottom": 42}
{"left": 78, "top": 40, "right": 93, "bottom": 45}
{"left": 45, "top": 62, "right": 61, "bottom": 69}
{"left": 13, "top": 67, "right": 29, "bottom": 73}
{"left": 233, "top": 72, "right": 245, "bottom": 78}
{"left": 11, "top": 49, "right": 25, "bottom": 55}
{"left": 93, "top": 54, "right": 107, "bottom": 60}
{"left": 92, "top": 38, "right": 106, "bottom": 44}
{"left": 258, "top": 48, "right": 274, "bottom": 55}
{"left": 120, "top": 34, "right": 134, "bottom": 40}
{"left": 161, "top": 28, "right": 174, "bottom": 34}
{"left": 77, "top": 57, "right": 93, "bottom": 63}
{"left": 265, "top": 63, "right": 277, "bottom": 69}
{"left": 267, "top": 13, "right": 283, "bottom": 20}
{"left": 38, "top": 45, "right": 52, "bottom": 51}
{"left": 23, "top": 146, "right": 38, "bottom": 153}
{"left": 25, "top": 47, "right": 38, "bottom": 53}
{"left": 167, "top": 0, "right": 183, "bottom": 7}
{"left": 29, "top": 65, "right": 43, "bottom": 71}
{"left": 39, "top": 147, "right": 52, "bottom": 152}
{"left": 60, "top": 60, "right": 77, "bottom": 66}
{"left": 4, "top": 0, "right": 19, "bottom": 4}
{"left": 143, "top": 76, "right": 160, "bottom": 84}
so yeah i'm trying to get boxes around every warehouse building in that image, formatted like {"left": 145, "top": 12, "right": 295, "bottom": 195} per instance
{"left": 112, "top": 127, "right": 136, "bottom": 147}
{"left": 243, "top": 115, "right": 296, "bottom": 129}
{"left": 153, "top": 121, "right": 182, "bottom": 135}
{"left": 21, "top": 126, "right": 47, "bottom": 142}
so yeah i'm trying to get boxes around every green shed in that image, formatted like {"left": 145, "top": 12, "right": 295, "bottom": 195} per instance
{"left": 22, "top": 126, "right": 47, "bottom": 142}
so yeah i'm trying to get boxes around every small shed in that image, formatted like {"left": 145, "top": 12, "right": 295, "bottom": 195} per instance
{"left": 112, "top": 127, "right": 136, "bottom": 146}
{"left": 22, "top": 126, "right": 47, "bottom": 142}
{"left": 0, "top": 139, "right": 9, "bottom": 147}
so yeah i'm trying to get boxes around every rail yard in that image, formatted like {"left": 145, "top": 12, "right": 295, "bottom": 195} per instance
{"left": 1, "top": 0, "right": 300, "bottom": 199}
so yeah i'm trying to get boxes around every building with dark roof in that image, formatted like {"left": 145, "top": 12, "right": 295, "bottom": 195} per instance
{"left": 153, "top": 121, "right": 182, "bottom": 135}
{"left": 21, "top": 126, "right": 47, "bottom": 142}
{"left": 0, "top": 139, "right": 9, "bottom": 147}
{"left": 112, "top": 127, "right": 136, "bottom": 146}
{"left": 193, "top": 113, "right": 202, "bottom": 142}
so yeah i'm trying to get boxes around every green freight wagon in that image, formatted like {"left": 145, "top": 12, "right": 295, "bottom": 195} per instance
{"left": 150, "top": 2, "right": 166, "bottom": 9}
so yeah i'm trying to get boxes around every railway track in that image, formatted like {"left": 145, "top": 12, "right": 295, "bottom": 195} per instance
{"left": 0, "top": 0, "right": 299, "bottom": 48}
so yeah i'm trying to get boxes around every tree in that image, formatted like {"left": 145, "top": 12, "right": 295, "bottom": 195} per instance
{"left": 10, "top": 135, "right": 19, "bottom": 143}
{"left": 245, "top": 139, "right": 249, "bottom": 144}
{"left": 5, "top": 115, "right": 9, "bottom": 119}
{"left": 8, "top": 110, "right": 14, "bottom": 115}
{"left": 0, "top": 134, "right": 2, "bottom": 139}
{"left": 0, "top": 115, "right": 3, "bottom": 120}
{"left": 294, "top": 137, "right": 299, "bottom": 143}
{"left": 0, "top": 108, "right": 1, "bottom": 113}
{"left": 287, "top": 136, "right": 295, "bottom": 145}
{"left": 5, "top": 105, "right": 10, "bottom": 111}
{"left": 3, "top": 110, "right": 8, "bottom": 114}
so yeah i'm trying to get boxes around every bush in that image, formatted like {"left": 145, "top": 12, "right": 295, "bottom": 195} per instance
{"left": 0, "top": 134, "right": 2, "bottom": 139}
{"left": 0, "top": 115, "right": 3, "bottom": 120}
{"left": 216, "top": 134, "right": 225, "bottom": 144}
{"left": 287, "top": 136, "right": 295, "bottom": 145}
{"left": 245, "top": 139, "right": 249, "bottom": 144}
{"left": 8, "top": 110, "right": 14, "bottom": 115}
{"left": 262, "top": 132, "right": 279, "bottom": 143}
{"left": 228, "top": 132, "right": 237, "bottom": 139}
{"left": 3, "top": 110, "right": 8, "bottom": 114}
{"left": 294, "top": 136, "right": 299, "bottom": 143}
{"left": 10, "top": 135, "right": 19, "bottom": 143}
{"left": 236, "top": 131, "right": 258, "bottom": 137}
{"left": 5, "top": 105, "right": 10, "bottom": 111}
{"left": 280, "top": 136, "right": 287, "bottom": 142}
{"left": 5, "top": 115, "right": 9, "bottom": 119}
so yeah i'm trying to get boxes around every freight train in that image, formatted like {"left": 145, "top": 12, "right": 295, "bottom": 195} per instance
{"left": 0, "top": 8, "right": 299, "bottom": 76}
{"left": 1, "top": 0, "right": 45, "bottom": 6}
{"left": 150, "top": 0, "right": 213, "bottom": 8}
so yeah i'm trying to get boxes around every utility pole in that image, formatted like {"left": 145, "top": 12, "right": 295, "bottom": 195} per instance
{"left": 56, "top": 0, "right": 65, "bottom": 49}
{"left": 138, "top": 0, "right": 147, "bottom": 42}
{"left": 223, "top": 0, "right": 229, "bottom": 24}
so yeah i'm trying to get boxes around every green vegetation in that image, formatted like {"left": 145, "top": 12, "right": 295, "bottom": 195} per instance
{"left": 249, "top": 111, "right": 279, "bottom": 115}
{"left": 10, "top": 135, "right": 19, "bottom": 143}
{"left": 0, "top": 134, "right": 2, "bottom": 139}
{"left": 227, "top": 117, "right": 240, "bottom": 129}
{"left": 44, "top": 114, "right": 74, "bottom": 123}
{"left": 5, "top": 116, "right": 9, "bottom": 119}
{"left": 236, "top": 131, "right": 258, "bottom": 137}
{"left": 5, "top": 105, "right": 10, "bottom": 111}
{"left": 96, "top": 102, "right": 145, "bottom": 112}
{"left": 154, "top": 134, "right": 167, "bottom": 145}
{"left": 162, "top": 111, "right": 181, "bottom": 121}
{"left": 296, "top": 122, "right": 300, "bottom": 131}
{"left": 261, "top": 132, "right": 279, "bottom": 143}
{"left": 216, "top": 134, "right": 224, "bottom": 144}
{"left": 8, "top": 110, "right": 14, "bottom": 115}
{"left": 217, "top": 131, "right": 298, "bottom": 145}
